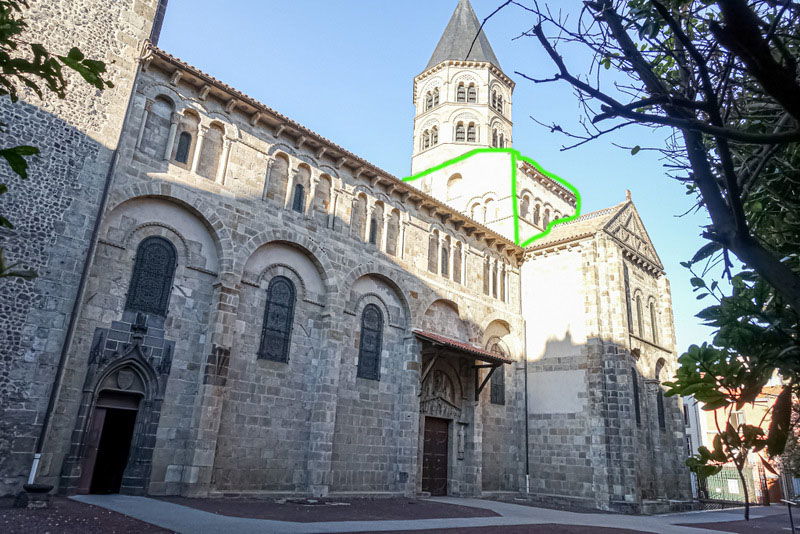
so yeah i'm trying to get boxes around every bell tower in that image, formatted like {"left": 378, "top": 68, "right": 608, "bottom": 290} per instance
{"left": 411, "top": 0, "right": 514, "bottom": 179}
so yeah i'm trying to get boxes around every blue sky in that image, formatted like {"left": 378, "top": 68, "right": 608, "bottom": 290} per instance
{"left": 158, "top": 0, "right": 715, "bottom": 351}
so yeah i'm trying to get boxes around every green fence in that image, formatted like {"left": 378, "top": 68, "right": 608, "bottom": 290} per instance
{"left": 700, "top": 467, "right": 757, "bottom": 503}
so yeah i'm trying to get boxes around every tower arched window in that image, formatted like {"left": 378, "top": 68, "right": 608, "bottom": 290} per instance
{"left": 499, "top": 133, "right": 505, "bottom": 147}
{"left": 422, "top": 130, "right": 430, "bottom": 150}
{"left": 492, "top": 129, "right": 498, "bottom": 147}
{"left": 650, "top": 300, "right": 659, "bottom": 344}
{"left": 467, "top": 84, "right": 477, "bottom": 103}
{"left": 455, "top": 122, "right": 465, "bottom": 142}
{"left": 357, "top": 304, "right": 383, "bottom": 380}
{"left": 497, "top": 94, "right": 504, "bottom": 114}
{"left": 457, "top": 83, "right": 466, "bottom": 103}
{"left": 431, "top": 126, "right": 438, "bottom": 145}
{"left": 433, "top": 88, "right": 439, "bottom": 106}
{"left": 292, "top": 183, "right": 305, "bottom": 213}
{"left": 126, "top": 236, "right": 177, "bottom": 317}
{"left": 425, "top": 91, "right": 433, "bottom": 111}
{"left": 258, "top": 276, "right": 296, "bottom": 362}
{"left": 175, "top": 131, "right": 192, "bottom": 164}
{"left": 467, "top": 123, "right": 476, "bottom": 143}
{"left": 491, "top": 90, "right": 498, "bottom": 109}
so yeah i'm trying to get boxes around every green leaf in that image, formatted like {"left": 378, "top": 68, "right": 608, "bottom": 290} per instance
{"left": 690, "top": 242, "right": 722, "bottom": 265}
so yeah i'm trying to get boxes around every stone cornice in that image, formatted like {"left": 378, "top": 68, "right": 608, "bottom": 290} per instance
{"left": 141, "top": 43, "right": 524, "bottom": 264}
{"left": 518, "top": 161, "right": 577, "bottom": 207}
{"left": 414, "top": 60, "right": 516, "bottom": 93}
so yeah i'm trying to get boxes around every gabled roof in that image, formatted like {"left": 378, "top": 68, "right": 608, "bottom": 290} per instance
{"left": 426, "top": 0, "right": 502, "bottom": 70}
{"left": 527, "top": 200, "right": 664, "bottom": 271}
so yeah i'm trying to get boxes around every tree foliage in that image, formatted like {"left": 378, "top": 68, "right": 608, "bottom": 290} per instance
{"left": 0, "top": 0, "right": 112, "bottom": 279}
{"left": 504, "top": 0, "right": 799, "bottom": 517}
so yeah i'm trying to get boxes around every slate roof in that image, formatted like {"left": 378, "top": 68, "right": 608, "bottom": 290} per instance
{"left": 413, "top": 330, "right": 512, "bottom": 365}
{"left": 426, "top": 0, "right": 502, "bottom": 70}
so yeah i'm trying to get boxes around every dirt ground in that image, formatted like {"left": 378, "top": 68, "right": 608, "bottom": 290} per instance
{"left": 0, "top": 496, "right": 172, "bottom": 534}
{"left": 158, "top": 495, "right": 499, "bottom": 522}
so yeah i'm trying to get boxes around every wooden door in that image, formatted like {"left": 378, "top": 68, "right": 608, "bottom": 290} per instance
{"left": 422, "top": 417, "right": 449, "bottom": 496}
{"left": 77, "top": 407, "right": 107, "bottom": 494}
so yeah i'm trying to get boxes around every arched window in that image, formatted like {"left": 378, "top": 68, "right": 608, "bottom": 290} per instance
{"left": 491, "top": 90, "right": 498, "bottom": 109}
{"left": 368, "top": 216, "right": 378, "bottom": 245}
{"left": 313, "top": 174, "right": 332, "bottom": 226}
{"left": 636, "top": 294, "right": 644, "bottom": 337}
{"left": 655, "top": 359, "right": 667, "bottom": 431}
{"left": 441, "top": 239, "right": 450, "bottom": 278}
{"left": 457, "top": 83, "right": 466, "bottom": 102}
{"left": 467, "top": 123, "right": 476, "bottom": 142}
{"left": 499, "top": 133, "right": 505, "bottom": 147}
{"left": 422, "top": 130, "right": 430, "bottom": 150}
{"left": 357, "top": 304, "right": 383, "bottom": 380}
{"left": 453, "top": 242, "right": 462, "bottom": 284}
{"left": 533, "top": 204, "right": 540, "bottom": 225}
{"left": 197, "top": 123, "right": 224, "bottom": 179}
{"left": 425, "top": 91, "right": 433, "bottom": 111}
{"left": 266, "top": 154, "right": 289, "bottom": 203}
{"left": 492, "top": 129, "right": 498, "bottom": 147}
{"left": 428, "top": 231, "right": 439, "bottom": 273}
{"left": 431, "top": 126, "right": 439, "bottom": 145}
{"left": 292, "top": 183, "right": 305, "bottom": 213}
{"left": 483, "top": 257, "right": 490, "bottom": 295}
{"left": 542, "top": 209, "right": 550, "bottom": 228}
{"left": 467, "top": 84, "right": 477, "bottom": 103}
{"left": 491, "top": 261, "right": 498, "bottom": 297}
{"left": 497, "top": 94, "right": 504, "bottom": 113}
{"left": 650, "top": 300, "right": 659, "bottom": 344}
{"left": 447, "top": 174, "right": 462, "bottom": 200}
{"left": 386, "top": 210, "right": 400, "bottom": 256}
{"left": 433, "top": 88, "right": 440, "bottom": 106}
{"left": 455, "top": 122, "right": 465, "bottom": 142}
{"left": 631, "top": 368, "right": 641, "bottom": 427}
{"left": 141, "top": 96, "right": 174, "bottom": 159}
{"left": 258, "top": 276, "right": 295, "bottom": 362}
{"left": 623, "top": 265, "right": 633, "bottom": 332}
{"left": 126, "top": 236, "right": 177, "bottom": 316}
{"left": 490, "top": 344, "right": 505, "bottom": 405}
{"left": 175, "top": 131, "right": 192, "bottom": 164}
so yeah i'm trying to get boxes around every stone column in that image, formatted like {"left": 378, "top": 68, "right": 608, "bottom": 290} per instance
{"left": 181, "top": 275, "right": 241, "bottom": 496}
{"left": 190, "top": 125, "right": 208, "bottom": 174}
{"left": 262, "top": 158, "right": 275, "bottom": 200}
{"left": 461, "top": 246, "right": 467, "bottom": 284}
{"left": 164, "top": 111, "right": 180, "bottom": 161}
{"left": 216, "top": 137, "right": 232, "bottom": 184}
{"left": 136, "top": 100, "right": 153, "bottom": 150}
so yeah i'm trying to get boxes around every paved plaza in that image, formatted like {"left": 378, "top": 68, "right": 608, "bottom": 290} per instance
{"left": 57, "top": 495, "right": 788, "bottom": 534}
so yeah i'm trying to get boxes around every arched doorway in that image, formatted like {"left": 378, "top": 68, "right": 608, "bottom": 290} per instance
{"left": 77, "top": 367, "right": 145, "bottom": 494}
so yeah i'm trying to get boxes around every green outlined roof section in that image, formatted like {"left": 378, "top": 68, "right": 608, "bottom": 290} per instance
{"left": 401, "top": 148, "right": 582, "bottom": 247}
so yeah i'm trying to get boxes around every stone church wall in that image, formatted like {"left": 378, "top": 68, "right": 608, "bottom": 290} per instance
{"left": 33, "top": 58, "right": 526, "bottom": 497}
{"left": 0, "top": 0, "right": 162, "bottom": 495}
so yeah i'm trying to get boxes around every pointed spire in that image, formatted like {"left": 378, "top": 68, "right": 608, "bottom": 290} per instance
{"left": 426, "top": 0, "right": 502, "bottom": 70}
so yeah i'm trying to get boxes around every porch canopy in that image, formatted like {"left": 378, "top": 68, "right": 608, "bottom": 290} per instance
{"left": 412, "top": 329, "right": 512, "bottom": 400}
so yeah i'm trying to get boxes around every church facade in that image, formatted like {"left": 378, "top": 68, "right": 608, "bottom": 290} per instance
{"left": 0, "top": 0, "right": 692, "bottom": 513}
